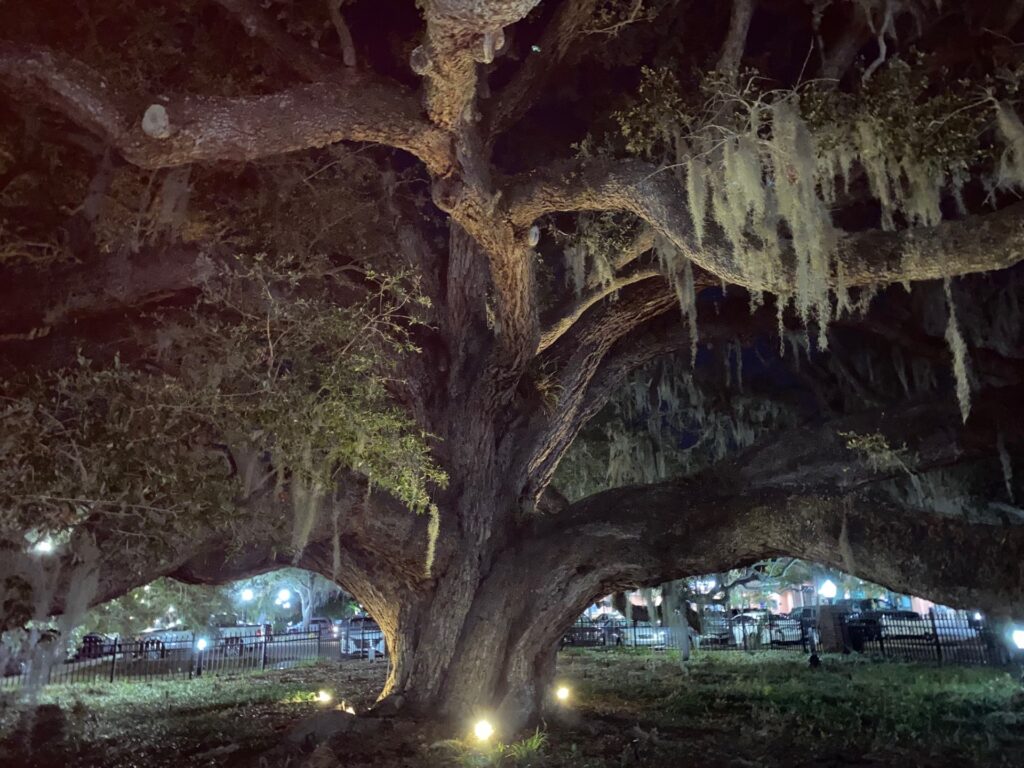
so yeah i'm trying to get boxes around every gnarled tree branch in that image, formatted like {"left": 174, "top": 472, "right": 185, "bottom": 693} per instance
{"left": 538, "top": 266, "right": 662, "bottom": 353}
{"left": 537, "top": 389, "right": 1024, "bottom": 615}
{"left": 0, "top": 43, "right": 454, "bottom": 174}
{"left": 507, "top": 158, "right": 1024, "bottom": 292}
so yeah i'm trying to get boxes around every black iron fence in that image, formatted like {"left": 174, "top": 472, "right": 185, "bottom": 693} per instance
{"left": 562, "top": 609, "right": 1011, "bottom": 667}
{"left": 835, "top": 610, "right": 1007, "bottom": 665}
{"left": 561, "top": 613, "right": 816, "bottom": 653}
{"left": 0, "top": 628, "right": 344, "bottom": 690}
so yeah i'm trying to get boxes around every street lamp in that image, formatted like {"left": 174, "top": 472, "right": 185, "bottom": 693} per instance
{"left": 818, "top": 580, "right": 838, "bottom": 600}
{"left": 239, "top": 588, "right": 255, "bottom": 623}
{"left": 277, "top": 588, "right": 291, "bottom": 603}
{"left": 1012, "top": 629, "right": 1024, "bottom": 651}
{"left": 32, "top": 539, "right": 54, "bottom": 555}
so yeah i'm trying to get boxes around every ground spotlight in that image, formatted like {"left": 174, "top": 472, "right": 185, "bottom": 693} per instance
{"left": 473, "top": 719, "right": 494, "bottom": 742}
{"left": 1012, "top": 629, "right": 1024, "bottom": 651}
{"left": 317, "top": 690, "right": 332, "bottom": 703}
{"left": 555, "top": 685, "right": 571, "bottom": 703}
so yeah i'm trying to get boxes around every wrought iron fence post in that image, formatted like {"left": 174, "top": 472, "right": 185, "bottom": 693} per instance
{"left": 929, "top": 609, "right": 943, "bottom": 664}
{"left": 317, "top": 628, "right": 322, "bottom": 659}
{"left": 261, "top": 632, "right": 268, "bottom": 671}
{"left": 109, "top": 640, "right": 118, "bottom": 682}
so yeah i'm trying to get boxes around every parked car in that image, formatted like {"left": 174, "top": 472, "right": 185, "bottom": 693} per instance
{"left": 342, "top": 617, "right": 387, "bottom": 657}
{"left": 561, "top": 618, "right": 607, "bottom": 648}
{"left": 697, "top": 614, "right": 734, "bottom": 646}
{"left": 845, "top": 610, "right": 929, "bottom": 649}
{"left": 216, "top": 624, "right": 271, "bottom": 653}
{"left": 2, "top": 655, "right": 24, "bottom": 678}
{"left": 624, "top": 622, "right": 668, "bottom": 648}
{"left": 134, "top": 627, "right": 193, "bottom": 658}
{"left": 76, "top": 633, "right": 117, "bottom": 660}
{"left": 927, "top": 613, "right": 980, "bottom": 641}
{"left": 285, "top": 617, "right": 336, "bottom": 638}
{"left": 787, "top": 607, "right": 819, "bottom": 626}
{"left": 759, "top": 615, "right": 804, "bottom": 645}
{"left": 308, "top": 617, "right": 336, "bottom": 636}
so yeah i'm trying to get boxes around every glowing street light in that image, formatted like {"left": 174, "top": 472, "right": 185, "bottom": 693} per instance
{"left": 32, "top": 539, "right": 54, "bottom": 555}
{"left": 241, "top": 588, "right": 255, "bottom": 602}
{"left": 473, "top": 719, "right": 494, "bottom": 742}
{"left": 555, "top": 686, "right": 571, "bottom": 703}
{"left": 1012, "top": 629, "right": 1024, "bottom": 650}
{"left": 818, "top": 579, "right": 838, "bottom": 599}
{"left": 277, "top": 588, "right": 291, "bottom": 603}
{"left": 196, "top": 638, "right": 209, "bottom": 651}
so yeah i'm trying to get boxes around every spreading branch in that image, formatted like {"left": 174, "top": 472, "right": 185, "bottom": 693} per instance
{"left": 537, "top": 389, "right": 1024, "bottom": 615}
{"left": 538, "top": 266, "right": 662, "bottom": 353}
{"left": 0, "top": 244, "right": 217, "bottom": 342}
{"left": 0, "top": 43, "right": 454, "bottom": 174}
{"left": 507, "top": 159, "right": 1024, "bottom": 292}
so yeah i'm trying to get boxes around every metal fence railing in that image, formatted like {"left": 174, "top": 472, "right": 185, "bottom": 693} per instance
{"left": 561, "top": 609, "right": 1009, "bottom": 667}
{"left": 0, "top": 628, "right": 344, "bottom": 691}
{"left": 836, "top": 610, "right": 1005, "bottom": 665}
{"left": 561, "top": 613, "right": 817, "bottom": 654}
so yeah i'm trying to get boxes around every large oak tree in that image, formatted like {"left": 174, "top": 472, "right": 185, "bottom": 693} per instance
{"left": 2, "top": 0, "right": 1024, "bottom": 731}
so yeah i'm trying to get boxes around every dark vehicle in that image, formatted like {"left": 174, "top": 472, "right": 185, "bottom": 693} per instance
{"left": 834, "top": 598, "right": 888, "bottom": 613}
{"left": 591, "top": 616, "right": 627, "bottom": 646}
{"left": 844, "top": 610, "right": 928, "bottom": 650}
{"left": 76, "top": 633, "right": 116, "bottom": 660}
{"left": 787, "top": 607, "right": 819, "bottom": 625}
{"left": 2, "top": 655, "right": 25, "bottom": 677}
{"left": 699, "top": 614, "right": 734, "bottom": 646}
{"left": 561, "top": 618, "right": 607, "bottom": 648}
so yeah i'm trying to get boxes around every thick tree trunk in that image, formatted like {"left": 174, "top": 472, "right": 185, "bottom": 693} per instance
{"left": 383, "top": 567, "right": 564, "bottom": 733}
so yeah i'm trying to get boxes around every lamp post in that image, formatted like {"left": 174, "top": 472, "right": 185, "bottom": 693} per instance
{"left": 240, "top": 588, "right": 255, "bottom": 624}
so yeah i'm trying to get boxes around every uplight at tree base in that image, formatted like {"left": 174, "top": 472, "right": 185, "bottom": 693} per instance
{"left": 555, "top": 686, "right": 571, "bottom": 703}
{"left": 1012, "top": 629, "right": 1024, "bottom": 650}
{"left": 473, "top": 719, "right": 494, "bottom": 742}
{"left": 317, "top": 690, "right": 332, "bottom": 703}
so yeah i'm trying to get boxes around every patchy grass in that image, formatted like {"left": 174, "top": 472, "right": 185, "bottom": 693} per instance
{"left": 0, "top": 659, "right": 384, "bottom": 767}
{"left": 2, "top": 652, "right": 1023, "bottom": 767}
{"left": 552, "top": 650, "right": 1024, "bottom": 767}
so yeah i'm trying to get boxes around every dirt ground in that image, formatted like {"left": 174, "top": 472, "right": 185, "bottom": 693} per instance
{"left": 2, "top": 651, "right": 1023, "bottom": 767}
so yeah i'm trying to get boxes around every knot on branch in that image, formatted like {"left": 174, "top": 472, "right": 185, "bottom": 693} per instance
{"left": 431, "top": 176, "right": 464, "bottom": 213}
{"left": 141, "top": 104, "right": 173, "bottom": 140}
{"left": 410, "top": 45, "right": 432, "bottom": 75}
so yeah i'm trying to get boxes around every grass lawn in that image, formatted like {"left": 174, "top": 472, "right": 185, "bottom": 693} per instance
{"left": 2, "top": 652, "right": 1022, "bottom": 767}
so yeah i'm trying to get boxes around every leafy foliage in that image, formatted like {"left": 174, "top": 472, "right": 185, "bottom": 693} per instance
{"left": 0, "top": 251, "right": 446, "bottom": 619}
